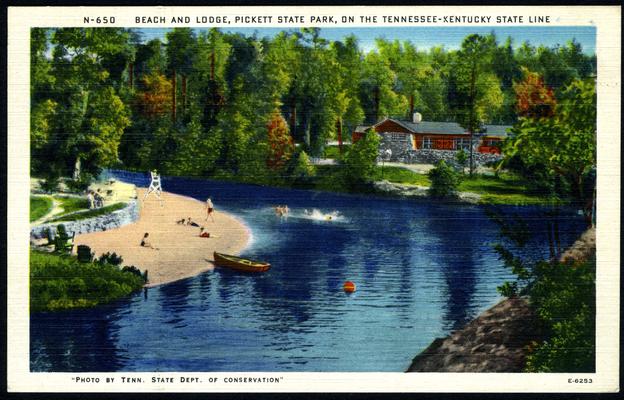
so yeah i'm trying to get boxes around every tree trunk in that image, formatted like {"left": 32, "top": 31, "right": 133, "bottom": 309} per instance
{"left": 373, "top": 86, "right": 380, "bottom": 122}
{"left": 337, "top": 118, "right": 343, "bottom": 154}
{"left": 129, "top": 62, "right": 134, "bottom": 89}
{"left": 73, "top": 156, "right": 81, "bottom": 181}
{"left": 182, "top": 75, "right": 187, "bottom": 111}
{"left": 304, "top": 108, "right": 312, "bottom": 148}
{"left": 210, "top": 50, "right": 215, "bottom": 81}
{"left": 409, "top": 93, "right": 414, "bottom": 117}
{"left": 290, "top": 101, "right": 296, "bottom": 137}
{"left": 553, "top": 207, "right": 561, "bottom": 258}
{"left": 172, "top": 69, "right": 176, "bottom": 122}
{"left": 547, "top": 221, "right": 555, "bottom": 260}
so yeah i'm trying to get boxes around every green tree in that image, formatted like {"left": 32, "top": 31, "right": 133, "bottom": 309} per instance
{"left": 448, "top": 34, "right": 503, "bottom": 175}
{"left": 45, "top": 28, "right": 132, "bottom": 175}
{"left": 83, "top": 87, "right": 131, "bottom": 167}
{"left": 342, "top": 128, "right": 380, "bottom": 187}
{"left": 504, "top": 77, "right": 596, "bottom": 223}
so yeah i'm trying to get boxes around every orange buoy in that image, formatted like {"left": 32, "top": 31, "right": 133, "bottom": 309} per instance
{"left": 343, "top": 281, "right": 356, "bottom": 293}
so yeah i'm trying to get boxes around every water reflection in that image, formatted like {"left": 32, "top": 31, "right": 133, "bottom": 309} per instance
{"left": 422, "top": 206, "right": 483, "bottom": 330}
{"left": 31, "top": 301, "right": 135, "bottom": 372}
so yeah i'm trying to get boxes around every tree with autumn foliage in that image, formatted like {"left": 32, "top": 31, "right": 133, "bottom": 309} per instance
{"left": 137, "top": 72, "right": 173, "bottom": 118}
{"left": 514, "top": 67, "right": 557, "bottom": 119}
{"left": 266, "top": 110, "right": 295, "bottom": 169}
{"left": 504, "top": 72, "right": 596, "bottom": 224}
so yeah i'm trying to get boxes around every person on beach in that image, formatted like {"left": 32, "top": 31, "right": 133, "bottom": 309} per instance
{"left": 176, "top": 218, "right": 186, "bottom": 225}
{"left": 140, "top": 232, "right": 158, "bottom": 250}
{"left": 94, "top": 191, "right": 104, "bottom": 208}
{"left": 186, "top": 217, "right": 200, "bottom": 227}
{"left": 206, "top": 197, "right": 215, "bottom": 222}
{"left": 199, "top": 227, "right": 211, "bottom": 238}
{"left": 87, "top": 191, "right": 95, "bottom": 209}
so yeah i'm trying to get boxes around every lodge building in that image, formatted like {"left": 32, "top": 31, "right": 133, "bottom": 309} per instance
{"left": 352, "top": 114, "right": 511, "bottom": 157}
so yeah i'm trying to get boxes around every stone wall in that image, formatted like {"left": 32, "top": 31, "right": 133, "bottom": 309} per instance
{"left": 379, "top": 142, "right": 503, "bottom": 168}
{"left": 378, "top": 132, "right": 413, "bottom": 158}
{"left": 30, "top": 200, "right": 140, "bottom": 239}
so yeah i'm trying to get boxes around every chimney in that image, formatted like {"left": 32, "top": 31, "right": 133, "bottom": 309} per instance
{"left": 412, "top": 112, "right": 422, "bottom": 124}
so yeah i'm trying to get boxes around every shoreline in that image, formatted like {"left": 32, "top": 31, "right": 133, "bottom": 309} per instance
{"left": 407, "top": 227, "right": 596, "bottom": 372}
{"left": 74, "top": 188, "right": 252, "bottom": 288}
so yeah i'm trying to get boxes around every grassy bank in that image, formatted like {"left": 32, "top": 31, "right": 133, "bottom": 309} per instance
{"left": 30, "top": 196, "right": 53, "bottom": 222}
{"left": 30, "top": 250, "right": 145, "bottom": 312}
{"left": 48, "top": 202, "right": 127, "bottom": 223}
{"left": 121, "top": 163, "right": 555, "bottom": 206}
{"left": 457, "top": 174, "right": 551, "bottom": 205}
{"left": 56, "top": 196, "right": 90, "bottom": 214}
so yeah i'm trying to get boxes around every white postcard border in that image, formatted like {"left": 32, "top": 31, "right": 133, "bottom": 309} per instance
{"left": 7, "top": 5, "right": 621, "bottom": 393}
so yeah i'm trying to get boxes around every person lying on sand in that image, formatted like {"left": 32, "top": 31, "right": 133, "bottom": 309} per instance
{"left": 176, "top": 218, "right": 186, "bottom": 224}
{"left": 186, "top": 217, "right": 200, "bottom": 227}
{"left": 199, "top": 227, "right": 211, "bottom": 238}
{"left": 140, "top": 232, "right": 159, "bottom": 250}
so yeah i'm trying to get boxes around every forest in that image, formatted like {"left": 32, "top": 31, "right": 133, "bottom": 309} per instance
{"left": 30, "top": 27, "right": 596, "bottom": 185}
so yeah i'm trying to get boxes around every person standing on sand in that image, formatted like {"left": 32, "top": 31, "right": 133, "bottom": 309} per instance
{"left": 206, "top": 197, "right": 215, "bottom": 222}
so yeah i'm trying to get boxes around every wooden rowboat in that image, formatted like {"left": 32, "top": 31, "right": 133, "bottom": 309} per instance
{"left": 213, "top": 252, "right": 271, "bottom": 273}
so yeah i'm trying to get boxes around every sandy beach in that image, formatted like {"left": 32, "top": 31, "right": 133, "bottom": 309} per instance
{"left": 74, "top": 188, "right": 251, "bottom": 287}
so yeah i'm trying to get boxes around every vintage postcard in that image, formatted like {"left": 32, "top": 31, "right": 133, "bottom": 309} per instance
{"left": 6, "top": 5, "right": 621, "bottom": 393}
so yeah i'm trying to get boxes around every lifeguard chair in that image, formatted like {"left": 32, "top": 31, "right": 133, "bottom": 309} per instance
{"left": 143, "top": 170, "right": 163, "bottom": 206}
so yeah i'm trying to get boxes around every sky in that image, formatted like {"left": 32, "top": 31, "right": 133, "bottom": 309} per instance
{"left": 137, "top": 26, "right": 596, "bottom": 54}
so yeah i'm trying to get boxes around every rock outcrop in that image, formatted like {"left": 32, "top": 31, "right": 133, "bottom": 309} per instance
{"left": 407, "top": 297, "right": 539, "bottom": 372}
{"left": 373, "top": 180, "right": 481, "bottom": 204}
{"left": 407, "top": 226, "right": 596, "bottom": 372}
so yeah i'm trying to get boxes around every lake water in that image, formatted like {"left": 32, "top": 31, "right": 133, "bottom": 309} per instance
{"left": 31, "top": 170, "right": 586, "bottom": 372}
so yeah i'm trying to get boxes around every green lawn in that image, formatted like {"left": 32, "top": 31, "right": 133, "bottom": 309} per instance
{"left": 55, "top": 196, "right": 90, "bottom": 214}
{"left": 458, "top": 174, "right": 554, "bottom": 205}
{"left": 48, "top": 202, "right": 127, "bottom": 222}
{"left": 30, "top": 196, "right": 53, "bottom": 222}
{"left": 381, "top": 166, "right": 431, "bottom": 186}
{"left": 323, "top": 145, "right": 348, "bottom": 159}
{"left": 30, "top": 250, "right": 145, "bottom": 312}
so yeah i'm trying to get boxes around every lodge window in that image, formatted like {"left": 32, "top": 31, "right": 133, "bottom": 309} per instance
{"left": 389, "top": 132, "right": 404, "bottom": 141}
{"left": 454, "top": 138, "right": 470, "bottom": 151}
{"left": 423, "top": 137, "right": 432, "bottom": 149}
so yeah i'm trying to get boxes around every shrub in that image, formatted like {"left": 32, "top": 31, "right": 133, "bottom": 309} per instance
{"left": 66, "top": 173, "right": 94, "bottom": 193}
{"left": 288, "top": 150, "right": 316, "bottom": 186}
{"left": 455, "top": 149, "right": 468, "bottom": 174}
{"left": 490, "top": 209, "right": 595, "bottom": 372}
{"left": 97, "top": 252, "right": 123, "bottom": 266}
{"left": 427, "top": 160, "right": 461, "bottom": 198}
{"left": 76, "top": 245, "right": 94, "bottom": 263}
{"left": 39, "top": 175, "right": 60, "bottom": 193}
{"left": 524, "top": 259, "right": 595, "bottom": 372}
{"left": 30, "top": 250, "right": 144, "bottom": 312}
{"left": 122, "top": 265, "right": 146, "bottom": 281}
